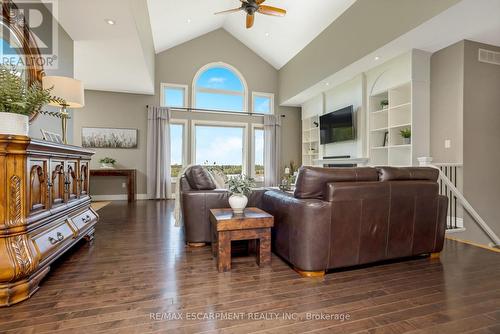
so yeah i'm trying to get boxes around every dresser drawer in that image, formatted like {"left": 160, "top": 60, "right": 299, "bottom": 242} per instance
{"left": 69, "top": 208, "right": 98, "bottom": 233}
{"left": 32, "top": 221, "right": 76, "bottom": 261}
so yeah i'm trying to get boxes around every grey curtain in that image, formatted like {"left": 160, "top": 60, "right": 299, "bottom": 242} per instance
{"left": 147, "top": 106, "right": 171, "bottom": 199}
{"left": 264, "top": 114, "right": 282, "bottom": 187}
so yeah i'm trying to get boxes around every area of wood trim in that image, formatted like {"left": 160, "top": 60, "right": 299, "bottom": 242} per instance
{"left": 446, "top": 236, "right": 500, "bottom": 253}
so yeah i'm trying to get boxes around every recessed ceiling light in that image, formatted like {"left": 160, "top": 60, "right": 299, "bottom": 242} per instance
{"left": 187, "top": 18, "right": 192, "bottom": 24}
{"left": 325, "top": 82, "right": 330, "bottom": 86}
{"left": 265, "top": 32, "right": 270, "bottom": 37}
{"left": 105, "top": 19, "right": 115, "bottom": 25}
{"left": 374, "top": 56, "right": 380, "bottom": 61}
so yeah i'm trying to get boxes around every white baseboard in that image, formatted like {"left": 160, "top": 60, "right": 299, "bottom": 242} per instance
{"left": 91, "top": 194, "right": 149, "bottom": 201}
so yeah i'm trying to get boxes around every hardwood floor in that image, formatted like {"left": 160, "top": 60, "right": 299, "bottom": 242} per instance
{"left": 1, "top": 200, "right": 499, "bottom": 334}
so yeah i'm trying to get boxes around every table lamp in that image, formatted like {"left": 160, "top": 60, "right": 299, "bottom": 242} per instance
{"left": 42, "top": 76, "right": 84, "bottom": 144}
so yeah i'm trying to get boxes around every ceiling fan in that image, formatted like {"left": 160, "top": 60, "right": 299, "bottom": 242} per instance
{"left": 215, "top": 0, "right": 287, "bottom": 29}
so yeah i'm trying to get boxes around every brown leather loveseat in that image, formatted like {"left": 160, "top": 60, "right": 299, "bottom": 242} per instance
{"left": 180, "top": 166, "right": 265, "bottom": 245}
{"left": 261, "top": 166, "right": 448, "bottom": 274}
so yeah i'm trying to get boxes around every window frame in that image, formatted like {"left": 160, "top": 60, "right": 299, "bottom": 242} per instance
{"left": 251, "top": 124, "right": 265, "bottom": 182}
{"left": 160, "top": 83, "right": 188, "bottom": 108}
{"left": 191, "top": 120, "right": 249, "bottom": 176}
{"left": 252, "top": 91, "right": 275, "bottom": 115}
{"left": 170, "top": 119, "right": 188, "bottom": 183}
{"left": 192, "top": 62, "right": 249, "bottom": 113}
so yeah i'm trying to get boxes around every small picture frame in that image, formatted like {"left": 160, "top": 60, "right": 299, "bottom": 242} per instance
{"left": 382, "top": 131, "right": 389, "bottom": 147}
{"left": 41, "top": 129, "right": 63, "bottom": 144}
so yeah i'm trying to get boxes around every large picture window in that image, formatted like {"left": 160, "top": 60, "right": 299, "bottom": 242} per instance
{"left": 161, "top": 83, "right": 187, "bottom": 108}
{"left": 193, "top": 122, "right": 247, "bottom": 176}
{"left": 193, "top": 63, "right": 247, "bottom": 112}
{"left": 253, "top": 126, "right": 265, "bottom": 181}
{"left": 170, "top": 121, "right": 187, "bottom": 178}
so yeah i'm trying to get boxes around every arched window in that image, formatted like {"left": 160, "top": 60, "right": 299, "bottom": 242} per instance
{"left": 193, "top": 63, "right": 248, "bottom": 112}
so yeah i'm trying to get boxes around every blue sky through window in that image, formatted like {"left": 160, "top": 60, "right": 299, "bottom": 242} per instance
{"left": 197, "top": 67, "right": 243, "bottom": 91}
{"left": 254, "top": 129, "right": 264, "bottom": 166}
{"left": 170, "top": 124, "right": 183, "bottom": 165}
{"left": 164, "top": 87, "right": 184, "bottom": 108}
{"left": 195, "top": 125, "right": 243, "bottom": 166}
{"left": 195, "top": 66, "right": 245, "bottom": 112}
{"left": 254, "top": 96, "right": 271, "bottom": 114}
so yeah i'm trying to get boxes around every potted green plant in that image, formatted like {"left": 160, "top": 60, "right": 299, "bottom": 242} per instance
{"left": 0, "top": 65, "right": 65, "bottom": 136}
{"left": 380, "top": 99, "right": 389, "bottom": 109}
{"left": 226, "top": 174, "right": 255, "bottom": 214}
{"left": 400, "top": 128, "right": 411, "bottom": 144}
{"left": 99, "top": 157, "right": 116, "bottom": 169}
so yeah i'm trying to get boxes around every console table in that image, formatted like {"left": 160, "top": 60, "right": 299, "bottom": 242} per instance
{"left": 0, "top": 135, "right": 97, "bottom": 306}
{"left": 90, "top": 169, "right": 136, "bottom": 202}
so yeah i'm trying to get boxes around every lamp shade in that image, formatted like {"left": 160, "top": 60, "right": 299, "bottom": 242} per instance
{"left": 42, "top": 76, "right": 85, "bottom": 108}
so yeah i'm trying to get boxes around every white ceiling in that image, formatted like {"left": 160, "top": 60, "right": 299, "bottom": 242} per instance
{"left": 284, "top": 0, "right": 500, "bottom": 105}
{"left": 147, "top": 0, "right": 357, "bottom": 69}
{"left": 54, "top": 0, "right": 155, "bottom": 94}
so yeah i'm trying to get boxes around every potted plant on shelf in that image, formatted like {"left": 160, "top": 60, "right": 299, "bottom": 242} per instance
{"left": 227, "top": 174, "right": 255, "bottom": 214}
{"left": 380, "top": 99, "right": 389, "bottom": 109}
{"left": 400, "top": 128, "right": 411, "bottom": 144}
{"left": 99, "top": 157, "right": 116, "bottom": 169}
{"left": 0, "top": 65, "right": 65, "bottom": 136}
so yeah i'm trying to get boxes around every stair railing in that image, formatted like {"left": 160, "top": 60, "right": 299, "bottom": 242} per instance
{"left": 418, "top": 157, "right": 500, "bottom": 246}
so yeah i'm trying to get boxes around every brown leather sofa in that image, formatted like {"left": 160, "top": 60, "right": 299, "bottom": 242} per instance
{"left": 261, "top": 166, "right": 448, "bottom": 274}
{"left": 180, "top": 166, "right": 265, "bottom": 244}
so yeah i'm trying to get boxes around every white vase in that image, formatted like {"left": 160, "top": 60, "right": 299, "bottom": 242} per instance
{"left": 100, "top": 163, "right": 115, "bottom": 169}
{"left": 0, "top": 113, "right": 29, "bottom": 136}
{"left": 229, "top": 194, "right": 248, "bottom": 214}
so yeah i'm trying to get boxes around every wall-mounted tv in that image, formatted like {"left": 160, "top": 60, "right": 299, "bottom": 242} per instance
{"left": 320, "top": 105, "right": 355, "bottom": 144}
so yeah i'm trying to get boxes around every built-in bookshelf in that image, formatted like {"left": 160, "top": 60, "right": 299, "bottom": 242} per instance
{"left": 302, "top": 115, "right": 320, "bottom": 166}
{"left": 369, "top": 82, "right": 413, "bottom": 166}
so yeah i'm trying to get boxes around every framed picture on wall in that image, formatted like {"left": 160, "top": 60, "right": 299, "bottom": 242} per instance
{"left": 382, "top": 131, "right": 389, "bottom": 147}
{"left": 81, "top": 127, "right": 138, "bottom": 149}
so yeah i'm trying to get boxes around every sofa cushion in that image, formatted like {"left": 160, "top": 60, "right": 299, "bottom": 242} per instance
{"left": 377, "top": 167, "right": 439, "bottom": 182}
{"left": 294, "top": 166, "right": 379, "bottom": 199}
{"left": 185, "top": 166, "right": 216, "bottom": 190}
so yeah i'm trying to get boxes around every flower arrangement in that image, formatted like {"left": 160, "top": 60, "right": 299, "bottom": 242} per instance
{"left": 227, "top": 174, "right": 255, "bottom": 197}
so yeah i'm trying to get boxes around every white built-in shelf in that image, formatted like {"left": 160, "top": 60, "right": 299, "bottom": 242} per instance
{"left": 371, "top": 146, "right": 389, "bottom": 150}
{"left": 389, "top": 123, "right": 411, "bottom": 129}
{"left": 389, "top": 102, "right": 411, "bottom": 110}
{"left": 371, "top": 127, "right": 389, "bottom": 132}
{"left": 371, "top": 108, "right": 389, "bottom": 114}
{"left": 389, "top": 144, "right": 411, "bottom": 148}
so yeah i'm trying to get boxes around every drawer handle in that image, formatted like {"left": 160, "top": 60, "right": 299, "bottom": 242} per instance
{"left": 49, "top": 232, "right": 65, "bottom": 245}
{"left": 81, "top": 215, "right": 91, "bottom": 223}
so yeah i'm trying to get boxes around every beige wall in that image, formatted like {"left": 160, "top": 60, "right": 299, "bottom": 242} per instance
{"left": 74, "top": 29, "right": 301, "bottom": 197}
{"left": 460, "top": 41, "right": 500, "bottom": 246}
{"left": 430, "top": 41, "right": 464, "bottom": 163}
{"left": 430, "top": 40, "right": 500, "bottom": 246}
{"left": 278, "top": 0, "right": 460, "bottom": 104}
{"left": 29, "top": 15, "right": 75, "bottom": 141}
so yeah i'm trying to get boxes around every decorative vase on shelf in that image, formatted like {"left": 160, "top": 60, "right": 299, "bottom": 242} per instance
{"left": 404, "top": 137, "right": 411, "bottom": 145}
{"left": 100, "top": 163, "right": 115, "bottom": 169}
{"left": 0, "top": 112, "right": 29, "bottom": 136}
{"left": 229, "top": 194, "right": 248, "bottom": 214}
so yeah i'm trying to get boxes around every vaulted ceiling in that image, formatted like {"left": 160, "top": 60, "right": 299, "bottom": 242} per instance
{"left": 147, "top": 0, "right": 356, "bottom": 69}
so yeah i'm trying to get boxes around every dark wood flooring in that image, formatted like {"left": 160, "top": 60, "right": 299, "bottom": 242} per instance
{"left": 1, "top": 200, "right": 499, "bottom": 333}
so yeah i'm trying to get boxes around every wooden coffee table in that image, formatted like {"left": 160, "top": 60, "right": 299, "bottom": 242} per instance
{"left": 210, "top": 207, "right": 274, "bottom": 273}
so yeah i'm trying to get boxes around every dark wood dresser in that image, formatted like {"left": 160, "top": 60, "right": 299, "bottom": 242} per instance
{"left": 0, "top": 135, "right": 98, "bottom": 306}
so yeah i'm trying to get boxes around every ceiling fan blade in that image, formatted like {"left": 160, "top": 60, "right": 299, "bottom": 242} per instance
{"left": 257, "top": 5, "right": 286, "bottom": 17}
{"left": 246, "top": 14, "right": 255, "bottom": 29}
{"left": 256, "top": 0, "right": 266, "bottom": 4}
{"left": 214, "top": 7, "right": 242, "bottom": 15}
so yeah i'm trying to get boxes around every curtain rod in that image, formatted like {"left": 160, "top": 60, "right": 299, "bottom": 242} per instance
{"left": 146, "top": 106, "right": 286, "bottom": 117}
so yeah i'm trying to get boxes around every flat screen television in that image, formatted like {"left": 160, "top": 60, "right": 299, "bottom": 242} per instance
{"left": 320, "top": 106, "right": 355, "bottom": 144}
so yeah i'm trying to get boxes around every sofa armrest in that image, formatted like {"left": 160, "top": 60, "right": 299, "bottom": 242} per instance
{"left": 181, "top": 190, "right": 230, "bottom": 243}
{"left": 262, "top": 190, "right": 332, "bottom": 271}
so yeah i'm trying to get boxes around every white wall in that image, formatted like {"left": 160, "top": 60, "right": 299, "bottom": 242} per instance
{"left": 323, "top": 75, "right": 365, "bottom": 158}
